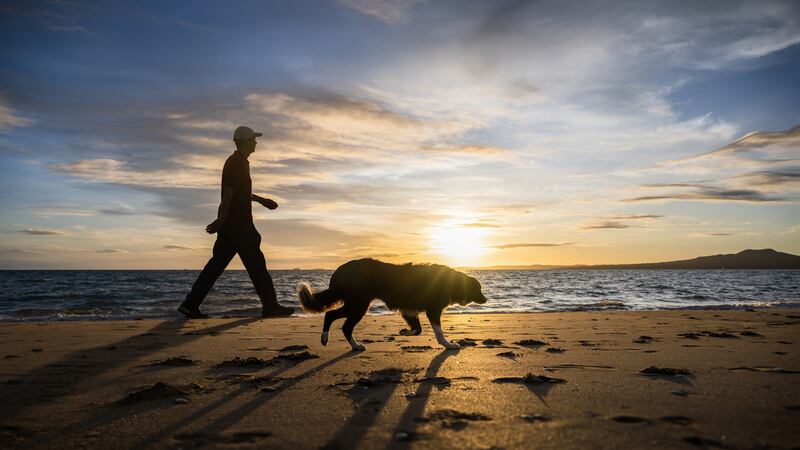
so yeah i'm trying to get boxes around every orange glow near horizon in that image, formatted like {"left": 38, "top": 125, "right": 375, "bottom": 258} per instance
{"left": 427, "top": 218, "right": 490, "bottom": 267}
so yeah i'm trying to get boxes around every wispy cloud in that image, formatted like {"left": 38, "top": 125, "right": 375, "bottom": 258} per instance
{"left": 581, "top": 221, "right": 632, "bottom": 230}
{"left": 606, "top": 214, "right": 663, "bottom": 220}
{"left": 623, "top": 185, "right": 783, "bottom": 203}
{"left": 492, "top": 242, "right": 573, "bottom": 249}
{"left": 623, "top": 125, "right": 800, "bottom": 204}
{"left": 337, "top": 0, "right": 423, "bottom": 24}
{"left": 18, "top": 228, "right": 65, "bottom": 236}
{"left": 0, "top": 97, "right": 31, "bottom": 133}
{"left": 96, "top": 248, "right": 128, "bottom": 253}
{"left": 163, "top": 244, "right": 195, "bottom": 251}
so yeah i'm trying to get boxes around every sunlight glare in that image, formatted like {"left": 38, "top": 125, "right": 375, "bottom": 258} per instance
{"left": 428, "top": 221, "right": 488, "bottom": 266}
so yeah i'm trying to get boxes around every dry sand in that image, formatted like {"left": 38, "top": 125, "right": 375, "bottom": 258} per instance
{"left": 1, "top": 309, "right": 798, "bottom": 449}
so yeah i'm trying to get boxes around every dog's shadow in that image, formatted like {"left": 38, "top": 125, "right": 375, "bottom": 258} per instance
{"left": 318, "top": 348, "right": 457, "bottom": 450}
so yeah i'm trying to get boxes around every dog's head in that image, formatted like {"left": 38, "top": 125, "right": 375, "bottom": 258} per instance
{"left": 451, "top": 272, "right": 487, "bottom": 306}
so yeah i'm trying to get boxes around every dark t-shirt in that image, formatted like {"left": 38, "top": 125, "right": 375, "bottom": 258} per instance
{"left": 221, "top": 151, "right": 252, "bottom": 229}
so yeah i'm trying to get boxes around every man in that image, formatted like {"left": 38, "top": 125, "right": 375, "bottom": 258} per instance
{"left": 178, "top": 126, "right": 294, "bottom": 319}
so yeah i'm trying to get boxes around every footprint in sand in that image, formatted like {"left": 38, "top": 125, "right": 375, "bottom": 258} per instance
{"left": 661, "top": 415, "right": 694, "bottom": 426}
{"left": 612, "top": 416, "right": 650, "bottom": 424}
{"left": 415, "top": 409, "right": 492, "bottom": 431}
{"left": 278, "top": 345, "right": 310, "bottom": 352}
{"left": 482, "top": 339, "right": 503, "bottom": 347}
{"left": 148, "top": 357, "right": 196, "bottom": 366}
{"left": 739, "top": 331, "right": 763, "bottom": 337}
{"left": 640, "top": 366, "right": 692, "bottom": 376}
{"left": 514, "top": 339, "right": 547, "bottom": 347}
{"left": 401, "top": 345, "right": 433, "bottom": 353}
{"left": 174, "top": 432, "right": 271, "bottom": 445}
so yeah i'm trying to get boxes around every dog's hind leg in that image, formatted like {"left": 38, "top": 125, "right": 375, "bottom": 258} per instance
{"left": 322, "top": 307, "right": 348, "bottom": 346}
{"left": 426, "top": 309, "right": 460, "bottom": 350}
{"left": 399, "top": 310, "right": 422, "bottom": 336}
{"left": 342, "top": 301, "right": 370, "bottom": 352}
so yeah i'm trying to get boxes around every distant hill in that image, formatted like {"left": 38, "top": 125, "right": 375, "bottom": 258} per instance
{"left": 467, "top": 249, "right": 800, "bottom": 270}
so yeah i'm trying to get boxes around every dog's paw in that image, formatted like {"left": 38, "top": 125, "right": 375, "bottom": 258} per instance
{"left": 399, "top": 328, "right": 421, "bottom": 336}
{"left": 320, "top": 331, "right": 329, "bottom": 346}
{"left": 350, "top": 344, "right": 366, "bottom": 352}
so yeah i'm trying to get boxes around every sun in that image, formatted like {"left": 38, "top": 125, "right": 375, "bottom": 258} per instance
{"left": 428, "top": 222, "right": 487, "bottom": 266}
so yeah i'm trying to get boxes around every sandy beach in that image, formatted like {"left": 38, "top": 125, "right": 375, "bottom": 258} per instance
{"left": 1, "top": 309, "right": 798, "bottom": 449}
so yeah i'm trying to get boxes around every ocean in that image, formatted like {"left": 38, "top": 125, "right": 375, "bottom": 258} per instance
{"left": 0, "top": 269, "right": 798, "bottom": 322}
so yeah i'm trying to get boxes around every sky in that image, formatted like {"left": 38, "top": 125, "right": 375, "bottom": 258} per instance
{"left": 0, "top": 0, "right": 798, "bottom": 269}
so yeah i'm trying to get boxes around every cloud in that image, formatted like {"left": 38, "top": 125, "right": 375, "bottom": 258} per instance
{"left": 606, "top": 214, "right": 663, "bottom": 220}
{"left": 462, "top": 221, "right": 501, "bottom": 228}
{"left": 18, "top": 228, "right": 65, "bottom": 236}
{"left": 623, "top": 186, "right": 782, "bottom": 203}
{"left": 163, "top": 244, "right": 195, "bottom": 251}
{"left": 581, "top": 221, "right": 632, "bottom": 230}
{"left": 492, "top": 242, "right": 573, "bottom": 249}
{"left": 31, "top": 205, "right": 137, "bottom": 218}
{"left": 0, "top": 98, "right": 31, "bottom": 133}
{"left": 670, "top": 124, "right": 800, "bottom": 169}
{"left": 337, "top": 0, "right": 423, "bottom": 24}
{"left": 690, "top": 232, "right": 733, "bottom": 237}
{"left": 96, "top": 248, "right": 128, "bottom": 253}
{"left": 624, "top": 125, "right": 800, "bottom": 204}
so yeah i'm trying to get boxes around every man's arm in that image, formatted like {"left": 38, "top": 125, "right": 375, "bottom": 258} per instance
{"left": 206, "top": 187, "right": 234, "bottom": 234}
{"left": 252, "top": 193, "right": 278, "bottom": 210}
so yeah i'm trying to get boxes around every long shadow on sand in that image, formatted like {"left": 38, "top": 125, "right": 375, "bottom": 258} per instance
{"left": 383, "top": 349, "right": 457, "bottom": 448}
{"left": 133, "top": 350, "right": 358, "bottom": 448}
{"left": 0, "top": 318, "right": 259, "bottom": 425}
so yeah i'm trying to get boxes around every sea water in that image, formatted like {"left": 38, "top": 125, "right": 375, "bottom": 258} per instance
{"left": 0, "top": 269, "right": 798, "bottom": 321}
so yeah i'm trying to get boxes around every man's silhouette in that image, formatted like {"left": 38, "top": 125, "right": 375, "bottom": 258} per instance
{"left": 179, "top": 126, "right": 294, "bottom": 319}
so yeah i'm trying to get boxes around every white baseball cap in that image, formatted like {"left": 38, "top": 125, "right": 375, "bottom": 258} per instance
{"left": 233, "top": 126, "right": 263, "bottom": 141}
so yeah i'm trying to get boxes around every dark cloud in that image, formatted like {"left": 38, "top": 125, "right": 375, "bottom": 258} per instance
{"left": 623, "top": 186, "right": 782, "bottom": 203}
{"left": 19, "top": 228, "right": 64, "bottom": 236}
{"left": 606, "top": 214, "right": 663, "bottom": 220}
{"left": 732, "top": 170, "right": 800, "bottom": 187}
{"left": 253, "top": 218, "right": 384, "bottom": 253}
{"left": 163, "top": 244, "right": 194, "bottom": 251}
{"left": 684, "top": 124, "right": 800, "bottom": 161}
{"left": 96, "top": 206, "right": 136, "bottom": 215}
{"left": 581, "top": 221, "right": 632, "bottom": 230}
{"left": 96, "top": 248, "right": 127, "bottom": 253}
{"left": 493, "top": 242, "right": 572, "bottom": 249}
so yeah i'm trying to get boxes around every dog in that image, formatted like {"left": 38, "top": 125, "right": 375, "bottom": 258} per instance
{"left": 297, "top": 258, "right": 487, "bottom": 351}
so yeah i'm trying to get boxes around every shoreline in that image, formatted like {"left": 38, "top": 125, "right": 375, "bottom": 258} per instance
{"left": 2, "top": 302, "right": 800, "bottom": 324}
{"left": 2, "top": 308, "right": 799, "bottom": 449}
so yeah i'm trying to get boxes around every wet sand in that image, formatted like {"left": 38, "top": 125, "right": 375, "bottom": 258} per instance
{"left": 1, "top": 309, "right": 798, "bottom": 449}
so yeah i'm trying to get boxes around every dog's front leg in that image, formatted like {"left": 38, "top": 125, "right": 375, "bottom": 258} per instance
{"left": 425, "top": 309, "right": 459, "bottom": 350}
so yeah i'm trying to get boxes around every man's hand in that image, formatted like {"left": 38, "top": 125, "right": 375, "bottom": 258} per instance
{"left": 206, "top": 218, "right": 223, "bottom": 234}
{"left": 258, "top": 198, "right": 279, "bottom": 210}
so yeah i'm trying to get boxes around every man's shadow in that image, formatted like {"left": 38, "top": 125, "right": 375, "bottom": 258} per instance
{"left": 0, "top": 317, "right": 259, "bottom": 424}
{"left": 133, "top": 349, "right": 359, "bottom": 448}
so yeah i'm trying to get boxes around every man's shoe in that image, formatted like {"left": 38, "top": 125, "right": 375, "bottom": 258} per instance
{"left": 178, "top": 303, "right": 209, "bottom": 319}
{"left": 261, "top": 304, "right": 295, "bottom": 318}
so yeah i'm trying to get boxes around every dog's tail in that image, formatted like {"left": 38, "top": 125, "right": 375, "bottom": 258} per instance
{"left": 297, "top": 283, "right": 341, "bottom": 313}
